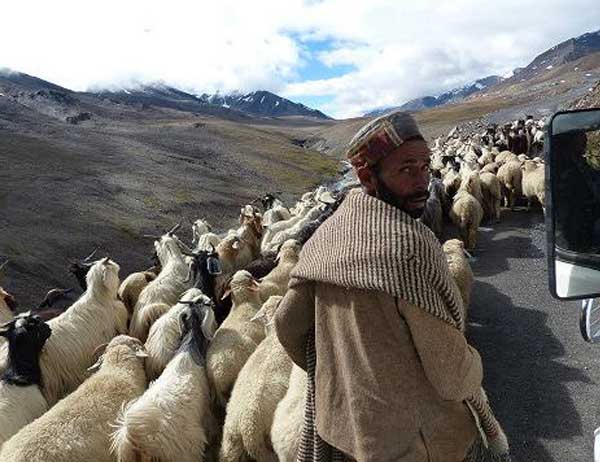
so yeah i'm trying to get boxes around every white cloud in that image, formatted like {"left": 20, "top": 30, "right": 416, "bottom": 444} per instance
{"left": 0, "top": 0, "right": 599, "bottom": 118}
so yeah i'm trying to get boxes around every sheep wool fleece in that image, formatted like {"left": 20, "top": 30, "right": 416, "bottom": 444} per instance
{"left": 281, "top": 188, "right": 509, "bottom": 461}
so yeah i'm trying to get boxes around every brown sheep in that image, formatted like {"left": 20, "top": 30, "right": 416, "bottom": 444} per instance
{"left": 118, "top": 271, "right": 157, "bottom": 318}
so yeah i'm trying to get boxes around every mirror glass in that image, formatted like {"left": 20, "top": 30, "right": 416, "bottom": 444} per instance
{"left": 548, "top": 109, "right": 600, "bottom": 299}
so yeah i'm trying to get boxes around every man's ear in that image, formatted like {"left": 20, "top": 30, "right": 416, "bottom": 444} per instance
{"left": 356, "top": 165, "right": 378, "bottom": 195}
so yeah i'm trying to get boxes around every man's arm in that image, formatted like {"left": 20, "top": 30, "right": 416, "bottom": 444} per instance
{"left": 397, "top": 298, "right": 483, "bottom": 401}
{"left": 273, "top": 278, "right": 315, "bottom": 370}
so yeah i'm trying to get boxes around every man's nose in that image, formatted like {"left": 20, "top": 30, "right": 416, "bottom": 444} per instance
{"left": 415, "top": 170, "right": 430, "bottom": 190}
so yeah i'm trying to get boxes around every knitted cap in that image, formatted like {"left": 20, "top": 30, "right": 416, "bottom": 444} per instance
{"left": 346, "top": 111, "right": 424, "bottom": 171}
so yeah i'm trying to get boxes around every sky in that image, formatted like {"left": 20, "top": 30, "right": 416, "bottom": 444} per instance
{"left": 1, "top": 0, "right": 599, "bottom": 119}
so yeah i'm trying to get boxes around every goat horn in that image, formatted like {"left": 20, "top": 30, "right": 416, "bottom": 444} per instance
{"left": 92, "top": 343, "right": 109, "bottom": 358}
{"left": 0, "top": 260, "right": 8, "bottom": 273}
{"left": 167, "top": 223, "right": 181, "bottom": 235}
{"left": 84, "top": 247, "right": 99, "bottom": 262}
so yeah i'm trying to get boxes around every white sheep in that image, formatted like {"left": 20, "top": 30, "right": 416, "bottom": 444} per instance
{"left": 258, "top": 240, "right": 301, "bottom": 302}
{"left": 207, "top": 270, "right": 265, "bottom": 407}
{"left": 419, "top": 178, "right": 445, "bottom": 238}
{"left": 111, "top": 302, "right": 217, "bottom": 462}
{"left": 450, "top": 180, "right": 484, "bottom": 251}
{"left": 479, "top": 172, "right": 502, "bottom": 223}
{"left": 497, "top": 159, "right": 523, "bottom": 210}
{"left": 521, "top": 160, "right": 545, "bottom": 212}
{"left": 442, "top": 167, "right": 462, "bottom": 200}
{"left": 442, "top": 239, "right": 474, "bottom": 321}
{"left": 1, "top": 258, "right": 129, "bottom": 407}
{"left": 271, "top": 364, "right": 307, "bottom": 462}
{"left": 0, "top": 314, "right": 51, "bottom": 447}
{"left": 264, "top": 204, "right": 325, "bottom": 253}
{"left": 192, "top": 219, "right": 222, "bottom": 252}
{"left": 220, "top": 295, "right": 293, "bottom": 462}
{"left": 0, "top": 335, "right": 148, "bottom": 462}
{"left": 495, "top": 150, "right": 518, "bottom": 166}
{"left": 144, "top": 288, "right": 216, "bottom": 381}
{"left": 130, "top": 234, "right": 192, "bottom": 342}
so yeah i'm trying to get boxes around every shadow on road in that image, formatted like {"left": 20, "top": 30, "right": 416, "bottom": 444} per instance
{"left": 467, "top": 280, "right": 591, "bottom": 461}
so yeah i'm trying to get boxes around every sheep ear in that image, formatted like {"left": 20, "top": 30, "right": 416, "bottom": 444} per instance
{"left": 221, "top": 288, "right": 232, "bottom": 301}
{"left": 201, "top": 308, "right": 217, "bottom": 341}
{"left": 232, "top": 240, "right": 240, "bottom": 250}
{"left": 135, "top": 350, "right": 149, "bottom": 359}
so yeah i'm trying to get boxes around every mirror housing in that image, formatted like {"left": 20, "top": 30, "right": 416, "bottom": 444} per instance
{"left": 546, "top": 108, "right": 600, "bottom": 300}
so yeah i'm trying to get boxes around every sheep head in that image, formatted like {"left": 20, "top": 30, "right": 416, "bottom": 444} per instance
{"left": 522, "top": 160, "right": 540, "bottom": 172}
{"left": 191, "top": 219, "right": 211, "bottom": 245}
{"left": 0, "top": 313, "right": 52, "bottom": 356}
{"left": 87, "top": 335, "right": 148, "bottom": 373}
{"left": 276, "top": 239, "right": 301, "bottom": 263}
{"left": 86, "top": 257, "right": 121, "bottom": 298}
{"left": 69, "top": 247, "right": 99, "bottom": 291}
{"left": 177, "top": 293, "right": 217, "bottom": 342}
{"left": 36, "top": 287, "right": 75, "bottom": 311}
{"left": 221, "top": 270, "right": 260, "bottom": 303}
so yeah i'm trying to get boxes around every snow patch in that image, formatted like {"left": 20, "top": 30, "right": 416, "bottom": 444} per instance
{"left": 260, "top": 96, "right": 265, "bottom": 104}
{"left": 275, "top": 100, "right": 279, "bottom": 107}
{"left": 586, "top": 73, "right": 593, "bottom": 77}
{"left": 222, "top": 103, "right": 230, "bottom": 108}
{"left": 475, "top": 83, "right": 485, "bottom": 90}
{"left": 546, "top": 65, "right": 553, "bottom": 70}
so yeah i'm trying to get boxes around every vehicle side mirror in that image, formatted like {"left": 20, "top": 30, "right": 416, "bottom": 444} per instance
{"left": 546, "top": 108, "right": 600, "bottom": 300}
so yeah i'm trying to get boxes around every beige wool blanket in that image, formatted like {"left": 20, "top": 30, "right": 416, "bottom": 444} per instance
{"left": 292, "top": 188, "right": 510, "bottom": 459}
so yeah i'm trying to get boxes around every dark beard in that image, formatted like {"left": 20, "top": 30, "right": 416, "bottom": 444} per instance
{"left": 375, "top": 179, "right": 428, "bottom": 219}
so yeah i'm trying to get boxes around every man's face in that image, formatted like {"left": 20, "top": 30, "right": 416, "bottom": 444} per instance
{"left": 364, "top": 139, "right": 431, "bottom": 218}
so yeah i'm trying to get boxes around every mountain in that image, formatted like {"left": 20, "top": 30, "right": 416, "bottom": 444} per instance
{"left": 364, "top": 75, "right": 503, "bottom": 117}
{"left": 87, "top": 83, "right": 252, "bottom": 121}
{"left": 197, "top": 90, "right": 331, "bottom": 119}
{"left": 504, "top": 29, "right": 600, "bottom": 84}
{"left": 365, "top": 28, "right": 600, "bottom": 117}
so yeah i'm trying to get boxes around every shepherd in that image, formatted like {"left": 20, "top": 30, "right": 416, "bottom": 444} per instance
{"left": 274, "top": 111, "right": 510, "bottom": 462}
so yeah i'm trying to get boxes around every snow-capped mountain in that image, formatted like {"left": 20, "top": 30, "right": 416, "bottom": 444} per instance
{"left": 197, "top": 90, "right": 331, "bottom": 119}
{"left": 364, "top": 75, "right": 503, "bottom": 117}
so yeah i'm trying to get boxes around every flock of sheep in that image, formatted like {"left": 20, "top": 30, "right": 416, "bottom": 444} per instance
{"left": 422, "top": 116, "right": 546, "bottom": 250}
{"left": 0, "top": 116, "right": 547, "bottom": 462}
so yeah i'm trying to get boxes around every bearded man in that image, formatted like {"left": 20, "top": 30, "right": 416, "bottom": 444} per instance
{"left": 274, "top": 111, "right": 510, "bottom": 462}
